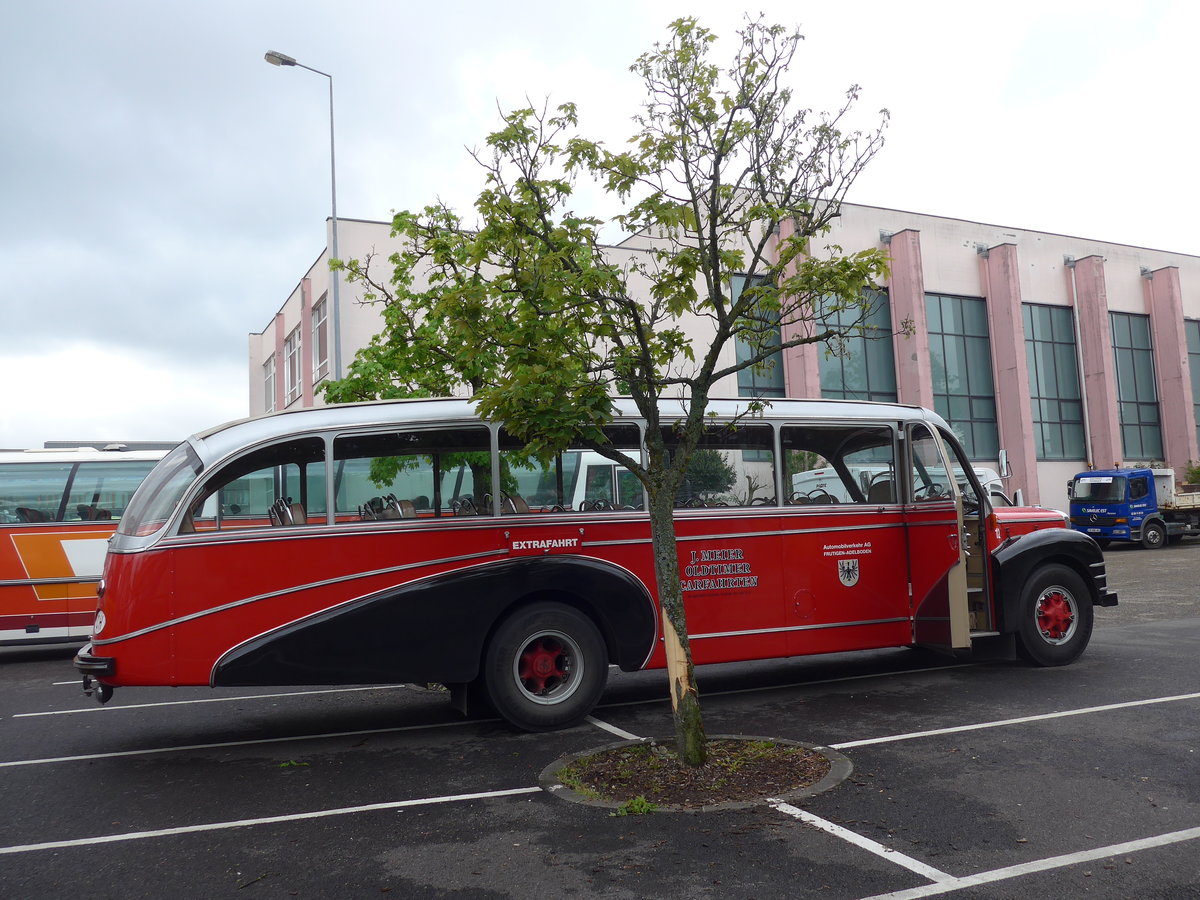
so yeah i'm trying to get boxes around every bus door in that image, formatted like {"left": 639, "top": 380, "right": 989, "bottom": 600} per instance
{"left": 906, "top": 423, "right": 971, "bottom": 650}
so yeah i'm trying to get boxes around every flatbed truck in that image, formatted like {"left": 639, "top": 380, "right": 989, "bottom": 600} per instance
{"left": 1068, "top": 467, "right": 1200, "bottom": 549}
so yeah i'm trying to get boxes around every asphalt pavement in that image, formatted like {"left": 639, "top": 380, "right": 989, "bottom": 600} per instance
{"left": 0, "top": 541, "right": 1196, "bottom": 898}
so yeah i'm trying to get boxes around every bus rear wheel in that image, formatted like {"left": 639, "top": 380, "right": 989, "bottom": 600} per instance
{"left": 1016, "top": 564, "right": 1093, "bottom": 667}
{"left": 483, "top": 602, "right": 608, "bottom": 731}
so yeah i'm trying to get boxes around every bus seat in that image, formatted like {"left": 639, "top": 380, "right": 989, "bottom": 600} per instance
{"left": 381, "top": 494, "right": 413, "bottom": 519}
{"left": 289, "top": 503, "right": 307, "bottom": 525}
{"left": 269, "top": 498, "right": 295, "bottom": 526}
{"left": 501, "top": 493, "right": 530, "bottom": 514}
{"left": 17, "top": 507, "right": 47, "bottom": 523}
{"left": 867, "top": 479, "right": 894, "bottom": 504}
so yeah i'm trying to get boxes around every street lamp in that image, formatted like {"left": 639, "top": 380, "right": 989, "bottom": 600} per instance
{"left": 264, "top": 50, "right": 343, "bottom": 381}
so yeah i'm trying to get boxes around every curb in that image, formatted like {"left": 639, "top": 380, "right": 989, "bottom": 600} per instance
{"left": 538, "top": 733, "right": 853, "bottom": 813}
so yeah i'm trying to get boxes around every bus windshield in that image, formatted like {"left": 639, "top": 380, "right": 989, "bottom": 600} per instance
{"left": 117, "top": 443, "right": 202, "bottom": 537}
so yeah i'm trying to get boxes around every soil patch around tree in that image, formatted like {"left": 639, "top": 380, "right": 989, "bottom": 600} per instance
{"left": 541, "top": 735, "right": 852, "bottom": 813}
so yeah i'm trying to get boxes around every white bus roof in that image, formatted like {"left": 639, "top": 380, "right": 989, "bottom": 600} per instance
{"left": 187, "top": 397, "right": 950, "bottom": 471}
{"left": 0, "top": 447, "right": 169, "bottom": 465}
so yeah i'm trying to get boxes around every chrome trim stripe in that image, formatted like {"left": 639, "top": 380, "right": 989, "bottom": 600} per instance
{"left": 687, "top": 617, "right": 909, "bottom": 641}
{"left": 998, "top": 517, "right": 1068, "bottom": 526}
{"left": 92, "top": 548, "right": 508, "bottom": 647}
{"left": 0, "top": 576, "right": 99, "bottom": 588}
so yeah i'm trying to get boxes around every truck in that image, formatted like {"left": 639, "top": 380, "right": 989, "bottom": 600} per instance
{"left": 1068, "top": 467, "right": 1200, "bottom": 549}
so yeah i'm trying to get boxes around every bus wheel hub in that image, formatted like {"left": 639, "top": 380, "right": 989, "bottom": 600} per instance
{"left": 1037, "top": 590, "right": 1074, "bottom": 640}
{"left": 520, "top": 638, "right": 568, "bottom": 693}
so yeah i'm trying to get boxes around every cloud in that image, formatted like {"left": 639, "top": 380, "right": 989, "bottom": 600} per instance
{"left": 2, "top": 0, "right": 1197, "bottom": 448}
{"left": 0, "top": 343, "right": 245, "bottom": 450}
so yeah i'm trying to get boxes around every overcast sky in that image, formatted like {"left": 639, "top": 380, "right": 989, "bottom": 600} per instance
{"left": 2, "top": 1, "right": 1195, "bottom": 449}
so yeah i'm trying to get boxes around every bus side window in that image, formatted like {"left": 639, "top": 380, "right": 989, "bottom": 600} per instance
{"left": 0, "top": 462, "right": 74, "bottom": 523}
{"left": 781, "top": 424, "right": 897, "bottom": 505}
{"left": 184, "top": 438, "right": 325, "bottom": 533}
{"left": 498, "top": 425, "right": 643, "bottom": 512}
{"left": 908, "top": 425, "right": 951, "bottom": 502}
{"left": 334, "top": 426, "right": 492, "bottom": 520}
{"left": 663, "top": 423, "right": 776, "bottom": 508}
{"left": 67, "top": 461, "right": 159, "bottom": 521}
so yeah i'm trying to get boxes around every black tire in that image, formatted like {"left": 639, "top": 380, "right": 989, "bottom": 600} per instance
{"left": 482, "top": 602, "right": 608, "bottom": 731}
{"left": 1141, "top": 521, "right": 1166, "bottom": 549}
{"left": 1016, "top": 564, "right": 1094, "bottom": 667}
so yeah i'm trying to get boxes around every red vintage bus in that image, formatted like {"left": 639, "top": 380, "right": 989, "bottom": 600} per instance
{"left": 1, "top": 448, "right": 164, "bottom": 646}
{"left": 76, "top": 398, "right": 1116, "bottom": 729}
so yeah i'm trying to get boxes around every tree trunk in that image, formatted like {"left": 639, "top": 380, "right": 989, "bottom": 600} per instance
{"left": 647, "top": 487, "right": 708, "bottom": 766}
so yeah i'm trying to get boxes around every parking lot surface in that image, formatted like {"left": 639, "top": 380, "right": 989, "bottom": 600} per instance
{"left": 0, "top": 542, "right": 1197, "bottom": 898}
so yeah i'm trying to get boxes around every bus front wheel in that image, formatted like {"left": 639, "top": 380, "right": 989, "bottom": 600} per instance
{"left": 1016, "top": 564, "right": 1094, "bottom": 667}
{"left": 483, "top": 602, "right": 608, "bottom": 731}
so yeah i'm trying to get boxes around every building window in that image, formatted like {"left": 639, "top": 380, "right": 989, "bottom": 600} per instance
{"left": 284, "top": 326, "right": 302, "bottom": 405}
{"left": 1023, "top": 303, "right": 1085, "bottom": 459}
{"left": 925, "top": 293, "right": 998, "bottom": 459}
{"left": 819, "top": 289, "right": 897, "bottom": 402}
{"left": 1110, "top": 312, "right": 1162, "bottom": 460}
{"left": 312, "top": 297, "right": 329, "bottom": 382}
{"left": 732, "top": 274, "right": 784, "bottom": 398}
{"left": 263, "top": 355, "right": 276, "bottom": 414}
{"left": 1187, "top": 320, "right": 1200, "bottom": 452}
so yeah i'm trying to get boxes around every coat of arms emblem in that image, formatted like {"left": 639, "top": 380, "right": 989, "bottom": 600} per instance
{"left": 838, "top": 558, "right": 860, "bottom": 587}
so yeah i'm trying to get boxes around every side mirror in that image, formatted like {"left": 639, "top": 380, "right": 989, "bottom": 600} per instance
{"left": 998, "top": 449, "right": 1012, "bottom": 478}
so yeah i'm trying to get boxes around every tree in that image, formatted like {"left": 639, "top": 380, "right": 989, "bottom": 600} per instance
{"left": 325, "top": 16, "right": 889, "bottom": 765}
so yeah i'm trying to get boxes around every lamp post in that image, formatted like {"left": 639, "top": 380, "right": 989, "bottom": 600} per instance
{"left": 264, "top": 50, "right": 343, "bottom": 381}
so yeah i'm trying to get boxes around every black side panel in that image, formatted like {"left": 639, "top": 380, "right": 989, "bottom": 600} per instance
{"left": 212, "top": 556, "right": 657, "bottom": 687}
{"left": 990, "top": 528, "right": 1115, "bottom": 634}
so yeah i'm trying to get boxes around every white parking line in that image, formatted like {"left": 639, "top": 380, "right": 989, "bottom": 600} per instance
{"left": 771, "top": 800, "right": 955, "bottom": 884}
{"left": 0, "top": 718, "right": 480, "bottom": 769}
{"left": 857, "top": 825, "right": 1200, "bottom": 899}
{"left": 831, "top": 691, "right": 1200, "bottom": 749}
{"left": 585, "top": 716, "right": 642, "bottom": 740}
{"left": 0, "top": 787, "right": 542, "bottom": 856}
{"left": 12, "top": 685, "right": 407, "bottom": 718}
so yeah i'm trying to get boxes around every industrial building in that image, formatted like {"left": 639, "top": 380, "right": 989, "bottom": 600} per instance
{"left": 249, "top": 203, "right": 1200, "bottom": 511}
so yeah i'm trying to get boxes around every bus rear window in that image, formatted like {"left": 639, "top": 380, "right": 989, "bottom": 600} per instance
{"left": 117, "top": 443, "right": 202, "bottom": 537}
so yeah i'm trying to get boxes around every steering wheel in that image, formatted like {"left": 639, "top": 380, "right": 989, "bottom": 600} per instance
{"left": 914, "top": 483, "right": 945, "bottom": 501}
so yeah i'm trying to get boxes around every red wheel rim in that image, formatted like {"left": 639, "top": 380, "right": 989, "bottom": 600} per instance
{"left": 513, "top": 630, "right": 582, "bottom": 705}
{"left": 1035, "top": 587, "right": 1077, "bottom": 644}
